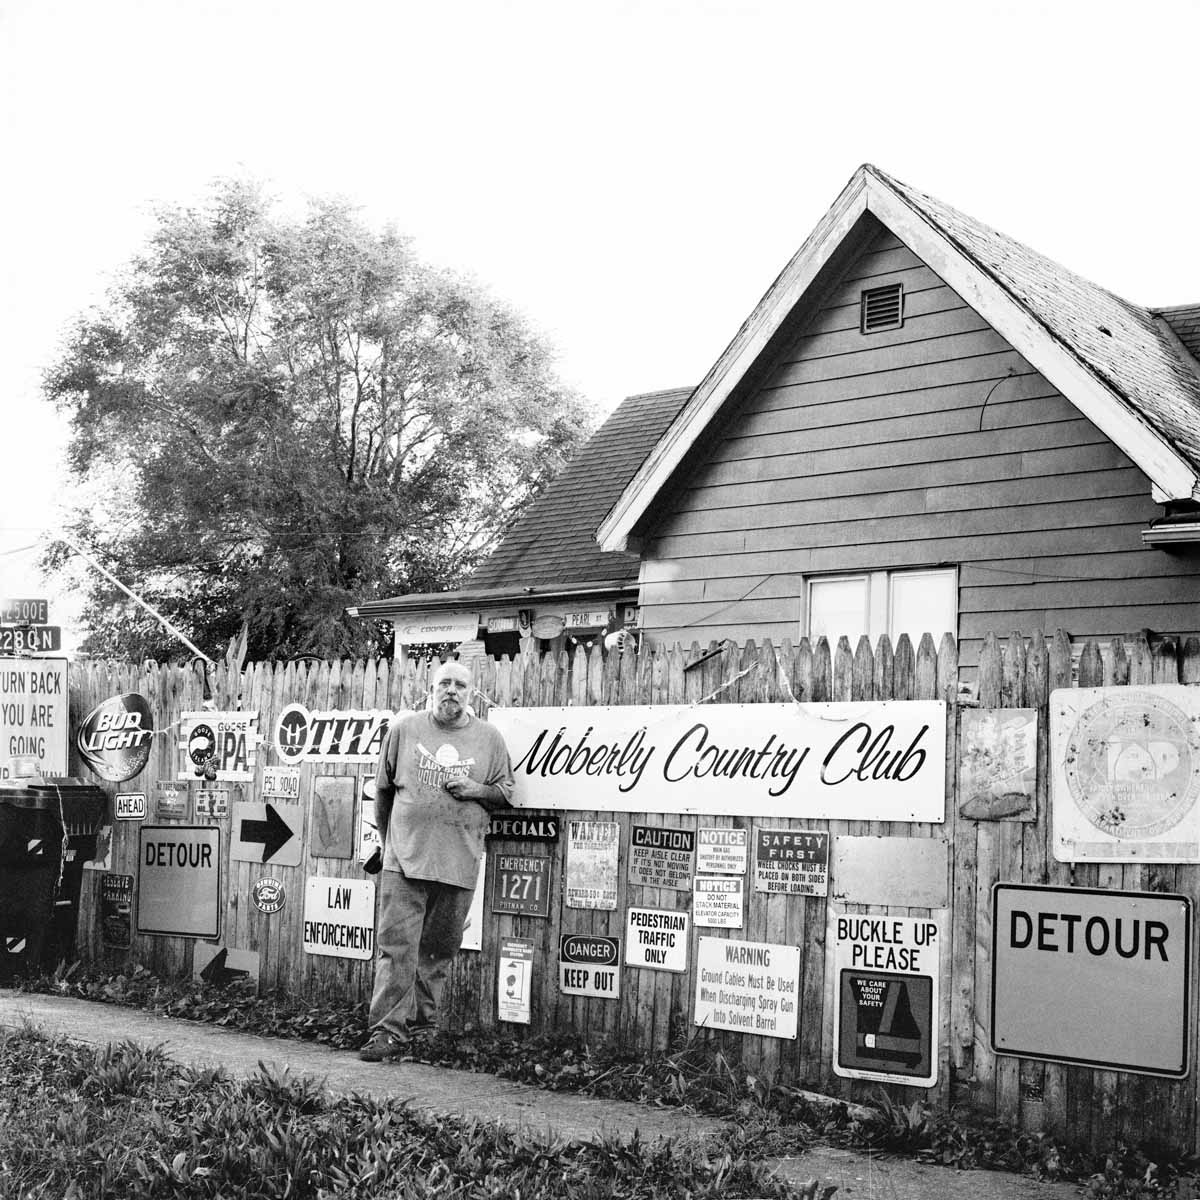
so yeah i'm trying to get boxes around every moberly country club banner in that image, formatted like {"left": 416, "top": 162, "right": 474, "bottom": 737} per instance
{"left": 489, "top": 702, "right": 946, "bottom": 822}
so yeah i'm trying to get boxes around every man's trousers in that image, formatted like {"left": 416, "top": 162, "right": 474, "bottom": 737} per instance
{"left": 367, "top": 868, "right": 474, "bottom": 1037}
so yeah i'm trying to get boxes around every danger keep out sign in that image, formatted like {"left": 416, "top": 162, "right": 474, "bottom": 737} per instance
{"left": 992, "top": 884, "right": 1191, "bottom": 1078}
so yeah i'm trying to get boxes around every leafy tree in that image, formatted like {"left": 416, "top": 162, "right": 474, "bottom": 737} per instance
{"left": 45, "top": 180, "right": 592, "bottom": 661}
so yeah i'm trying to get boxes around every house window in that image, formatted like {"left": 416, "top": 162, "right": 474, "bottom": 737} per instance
{"left": 806, "top": 568, "right": 957, "bottom": 645}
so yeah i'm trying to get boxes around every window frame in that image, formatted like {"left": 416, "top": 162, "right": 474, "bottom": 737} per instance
{"left": 804, "top": 566, "right": 958, "bottom": 645}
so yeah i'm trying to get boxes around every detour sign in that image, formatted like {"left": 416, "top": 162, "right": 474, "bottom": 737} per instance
{"left": 992, "top": 883, "right": 1191, "bottom": 1077}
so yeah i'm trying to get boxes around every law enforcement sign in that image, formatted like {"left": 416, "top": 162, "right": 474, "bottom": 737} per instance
{"left": 303, "top": 876, "right": 375, "bottom": 960}
{"left": 992, "top": 883, "right": 1191, "bottom": 1078}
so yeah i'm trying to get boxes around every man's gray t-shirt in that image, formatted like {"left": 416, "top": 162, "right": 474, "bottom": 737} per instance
{"left": 375, "top": 711, "right": 515, "bottom": 889}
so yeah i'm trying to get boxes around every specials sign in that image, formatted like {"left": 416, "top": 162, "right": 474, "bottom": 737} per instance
{"left": 489, "top": 702, "right": 945, "bottom": 821}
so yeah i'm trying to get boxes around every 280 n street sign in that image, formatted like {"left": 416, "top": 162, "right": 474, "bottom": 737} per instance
{"left": 0, "top": 625, "right": 61, "bottom": 654}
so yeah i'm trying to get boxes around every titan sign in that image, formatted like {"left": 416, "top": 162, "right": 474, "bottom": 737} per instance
{"left": 274, "top": 704, "right": 392, "bottom": 764}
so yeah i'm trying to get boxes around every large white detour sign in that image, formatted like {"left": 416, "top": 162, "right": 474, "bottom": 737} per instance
{"left": 992, "top": 883, "right": 1191, "bottom": 1078}
{"left": 490, "top": 702, "right": 945, "bottom": 821}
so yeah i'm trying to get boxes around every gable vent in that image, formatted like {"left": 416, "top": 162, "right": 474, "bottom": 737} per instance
{"left": 860, "top": 283, "right": 904, "bottom": 333}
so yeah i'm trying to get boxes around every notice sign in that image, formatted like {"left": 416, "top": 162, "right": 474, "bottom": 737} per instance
{"left": 566, "top": 820, "right": 619, "bottom": 909}
{"left": 694, "top": 937, "right": 799, "bottom": 1039}
{"left": 1051, "top": 686, "right": 1200, "bottom": 862}
{"left": 629, "top": 825, "right": 695, "bottom": 890}
{"left": 0, "top": 656, "right": 68, "bottom": 779}
{"left": 625, "top": 907, "right": 689, "bottom": 972}
{"left": 303, "top": 876, "right": 375, "bottom": 960}
{"left": 832, "top": 910, "right": 942, "bottom": 1087}
{"left": 992, "top": 883, "right": 1191, "bottom": 1077}
{"left": 100, "top": 873, "right": 134, "bottom": 948}
{"left": 491, "top": 853, "right": 552, "bottom": 917}
{"left": 755, "top": 829, "right": 829, "bottom": 895}
{"left": 558, "top": 934, "right": 620, "bottom": 999}
{"left": 136, "top": 826, "right": 220, "bottom": 938}
{"left": 693, "top": 876, "right": 744, "bottom": 928}
{"left": 498, "top": 936, "right": 534, "bottom": 1023}
{"left": 698, "top": 827, "right": 748, "bottom": 875}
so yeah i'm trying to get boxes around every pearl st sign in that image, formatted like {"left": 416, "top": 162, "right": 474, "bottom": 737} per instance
{"left": 489, "top": 702, "right": 946, "bottom": 820}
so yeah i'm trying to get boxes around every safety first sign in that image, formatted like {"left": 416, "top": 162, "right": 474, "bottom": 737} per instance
{"left": 831, "top": 910, "right": 943, "bottom": 1087}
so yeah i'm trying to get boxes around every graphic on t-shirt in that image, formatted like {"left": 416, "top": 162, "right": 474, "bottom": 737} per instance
{"left": 416, "top": 742, "right": 476, "bottom": 788}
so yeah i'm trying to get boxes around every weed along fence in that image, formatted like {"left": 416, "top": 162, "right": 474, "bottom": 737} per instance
{"left": 39, "top": 631, "right": 1200, "bottom": 1153}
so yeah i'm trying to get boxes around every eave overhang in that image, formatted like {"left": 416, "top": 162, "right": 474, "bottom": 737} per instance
{"left": 346, "top": 578, "right": 638, "bottom": 620}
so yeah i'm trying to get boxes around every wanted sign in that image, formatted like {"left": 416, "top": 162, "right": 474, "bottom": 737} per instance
{"left": 755, "top": 828, "right": 829, "bottom": 895}
{"left": 566, "top": 820, "right": 619, "bottom": 909}
{"left": 625, "top": 906, "right": 689, "bottom": 972}
{"left": 629, "top": 825, "right": 694, "bottom": 890}
{"left": 558, "top": 934, "right": 620, "bottom": 999}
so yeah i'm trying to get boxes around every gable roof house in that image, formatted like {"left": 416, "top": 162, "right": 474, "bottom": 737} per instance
{"left": 353, "top": 166, "right": 1200, "bottom": 669}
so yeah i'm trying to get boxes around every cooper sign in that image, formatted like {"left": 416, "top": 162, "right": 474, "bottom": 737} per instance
{"left": 489, "top": 702, "right": 945, "bottom": 821}
{"left": 274, "top": 704, "right": 392, "bottom": 764}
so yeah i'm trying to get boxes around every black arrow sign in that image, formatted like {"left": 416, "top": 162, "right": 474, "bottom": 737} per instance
{"left": 239, "top": 804, "right": 294, "bottom": 863}
{"left": 199, "top": 947, "right": 250, "bottom": 987}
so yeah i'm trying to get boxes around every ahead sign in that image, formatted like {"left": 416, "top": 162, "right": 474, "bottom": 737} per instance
{"left": 992, "top": 884, "right": 1191, "bottom": 1078}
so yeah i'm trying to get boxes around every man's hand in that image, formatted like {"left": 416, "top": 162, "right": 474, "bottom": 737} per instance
{"left": 444, "top": 777, "right": 489, "bottom": 803}
{"left": 444, "top": 777, "right": 509, "bottom": 811}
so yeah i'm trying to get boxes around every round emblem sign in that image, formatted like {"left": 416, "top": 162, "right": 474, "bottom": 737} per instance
{"left": 1064, "top": 692, "right": 1200, "bottom": 838}
{"left": 252, "top": 877, "right": 285, "bottom": 914}
{"left": 77, "top": 693, "right": 155, "bottom": 783}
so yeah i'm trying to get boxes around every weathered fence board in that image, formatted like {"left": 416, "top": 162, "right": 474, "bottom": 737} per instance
{"left": 53, "top": 630, "right": 1200, "bottom": 1153}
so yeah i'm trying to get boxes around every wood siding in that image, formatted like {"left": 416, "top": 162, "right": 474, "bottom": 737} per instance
{"left": 638, "top": 228, "right": 1200, "bottom": 666}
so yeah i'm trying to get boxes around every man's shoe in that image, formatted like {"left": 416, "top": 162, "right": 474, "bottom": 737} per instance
{"left": 407, "top": 1022, "right": 438, "bottom": 1039}
{"left": 358, "top": 1030, "right": 408, "bottom": 1062}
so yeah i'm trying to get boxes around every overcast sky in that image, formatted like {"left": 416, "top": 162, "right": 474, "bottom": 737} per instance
{"left": 3, "top": 0, "right": 1198, "bottom": 647}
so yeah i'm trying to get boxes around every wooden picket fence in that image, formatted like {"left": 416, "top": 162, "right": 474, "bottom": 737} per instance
{"left": 63, "top": 629, "right": 1200, "bottom": 1154}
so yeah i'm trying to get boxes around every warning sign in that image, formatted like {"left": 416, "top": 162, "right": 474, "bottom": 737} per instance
{"left": 303, "top": 876, "right": 375, "bottom": 960}
{"left": 832, "top": 910, "right": 942, "bottom": 1086}
{"left": 755, "top": 828, "right": 828, "bottom": 895}
{"left": 992, "top": 883, "right": 1191, "bottom": 1077}
{"left": 136, "top": 826, "right": 221, "bottom": 939}
{"left": 694, "top": 936, "right": 799, "bottom": 1039}
{"left": 0, "top": 657, "right": 68, "bottom": 779}
{"left": 558, "top": 934, "right": 620, "bottom": 999}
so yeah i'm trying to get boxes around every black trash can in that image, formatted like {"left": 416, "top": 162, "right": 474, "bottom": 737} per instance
{"left": 27, "top": 781, "right": 108, "bottom": 969}
{"left": 0, "top": 785, "right": 63, "bottom": 981}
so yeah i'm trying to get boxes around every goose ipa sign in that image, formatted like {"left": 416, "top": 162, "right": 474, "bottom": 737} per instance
{"left": 489, "top": 702, "right": 945, "bottom": 820}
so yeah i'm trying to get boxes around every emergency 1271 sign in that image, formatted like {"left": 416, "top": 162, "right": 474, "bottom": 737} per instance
{"left": 992, "top": 883, "right": 1191, "bottom": 1078}
{"left": 831, "top": 909, "right": 942, "bottom": 1087}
